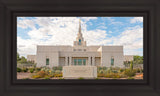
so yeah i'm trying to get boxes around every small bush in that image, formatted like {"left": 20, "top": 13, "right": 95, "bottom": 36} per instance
{"left": 23, "top": 78, "right": 29, "bottom": 80}
{"left": 124, "top": 69, "right": 136, "bottom": 77}
{"left": 52, "top": 67, "right": 62, "bottom": 71}
{"left": 37, "top": 71, "right": 47, "bottom": 77}
{"left": 78, "top": 77, "right": 84, "bottom": 80}
{"left": 35, "top": 67, "right": 41, "bottom": 72}
{"left": 54, "top": 73, "right": 62, "bottom": 77}
{"left": 32, "top": 75, "right": 41, "bottom": 79}
{"left": 22, "top": 68, "right": 28, "bottom": 72}
{"left": 55, "top": 70, "right": 61, "bottom": 74}
{"left": 59, "top": 77, "right": 64, "bottom": 80}
{"left": 29, "top": 68, "right": 34, "bottom": 73}
{"left": 95, "top": 78, "right": 99, "bottom": 80}
{"left": 119, "top": 69, "right": 124, "bottom": 72}
{"left": 44, "top": 77, "right": 50, "bottom": 80}
{"left": 128, "top": 77, "right": 134, "bottom": 79}
{"left": 17, "top": 67, "right": 22, "bottom": 72}
{"left": 97, "top": 73, "right": 105, "bottom": 77}
{"left": 104, "top": 73, "right": 121, "bottom": 78}
{"left": 31, "top": 71, "right": 48, "bottom": 79}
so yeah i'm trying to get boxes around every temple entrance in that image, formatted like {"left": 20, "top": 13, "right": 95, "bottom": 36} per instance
{"left": 74, "top": 59, "right": 86, "bottom": 66}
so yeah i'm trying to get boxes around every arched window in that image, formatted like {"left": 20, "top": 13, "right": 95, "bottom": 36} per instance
{"left": 79, "top": 39, "right": 81, "bottom": 45}
{"left": 111, "top": 57, "right": 114, "bottom": 66}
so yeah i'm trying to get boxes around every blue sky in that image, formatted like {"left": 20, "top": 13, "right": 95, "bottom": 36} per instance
{"left": 17, "top": 17, "right": 143, "bottom": 57}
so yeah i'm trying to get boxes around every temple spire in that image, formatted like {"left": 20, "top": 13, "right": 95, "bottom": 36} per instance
{"left": 73, "top": 19, "right": 86, "bottom": 46}
{"left": 78, "top": 19, "right": 82, "bottom": 34}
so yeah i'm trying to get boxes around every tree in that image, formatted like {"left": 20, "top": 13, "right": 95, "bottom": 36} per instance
{"left": 130, "top": 61, "right": 133, "bottom": 71}
{"left": 18, "top": 56, "right": 27, "bottom": 64}
{"left": 133, "top": 55, "right": 143, "bottom": 64}
{"left": 17, "top": 52, "right": 21, "bottom": 61}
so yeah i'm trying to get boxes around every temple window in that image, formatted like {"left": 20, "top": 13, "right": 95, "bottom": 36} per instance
{"left": 46, "top": 58, "right": 49, "bottom": 65}
{"left": 79, "top": 39, "right": 81, "bottom": 45}
{"left": 111, "top": 57, "right": 114, "bottom": 66}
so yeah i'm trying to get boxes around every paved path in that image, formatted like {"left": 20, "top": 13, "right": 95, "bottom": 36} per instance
{"left": 17, "top": 72, "right": 31, "bottom": 79}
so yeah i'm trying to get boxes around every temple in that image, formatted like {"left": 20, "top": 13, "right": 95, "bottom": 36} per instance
{"left": 27, "top": 20, "right": 125, "bottom": 68}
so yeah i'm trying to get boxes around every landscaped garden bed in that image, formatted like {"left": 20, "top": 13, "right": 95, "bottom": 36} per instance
{"left": 17, "top": 66, "right": 143, "bottom": 80}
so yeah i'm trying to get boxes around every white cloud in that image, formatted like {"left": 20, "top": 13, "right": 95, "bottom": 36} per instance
{"left": 80, "top": 17, "right": 97, "bottom": 22}
{"left": 105, "top": 17, "right": 123, "bottom": 25}
{"left": 130, "top": 17, "right": 143, "bottom": 23}
{"left": 111, "top": 25, "right": 143, "bottom": 55}
{"left": 17, "top": 19, "right": 35, "bottom": 29}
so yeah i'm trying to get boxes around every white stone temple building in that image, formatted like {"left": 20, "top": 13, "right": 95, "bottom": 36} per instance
{"left": 27, "top": 20, "right": 127, "bottom": 68}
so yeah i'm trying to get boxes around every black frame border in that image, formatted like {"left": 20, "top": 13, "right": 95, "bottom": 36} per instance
{"left": 0, "top": 0, "right": 160, "bottom": 96}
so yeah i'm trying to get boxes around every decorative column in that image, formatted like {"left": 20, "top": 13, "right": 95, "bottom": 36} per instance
{"left": 69, "top": 56, "right": 72, "bottom": 66}
{"left": 65, "top": 56, "right": 68, "bottom": 66}
{"left": 92, "top": 56, "right": 95, "bottom": 66}
{"left": 88, "top": 57, "right": 91, "bottom": 66}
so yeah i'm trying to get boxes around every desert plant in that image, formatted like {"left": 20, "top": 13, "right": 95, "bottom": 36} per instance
{"left": 23, "top": 78, "right": 29, "bottom": 80}
{"left": 128, "top": 77, "right": 134, "bottom": 79}
{"left": 104, "top": 73, "right": 122, "bottom": 78}
{"left": 95, "top": 77, "right": 99, "bottom": 80}
{"left": 17, "top": 67, "right": 22, "bottom": 72}
{"left": 124, "top": 69, "right": 136, "bottom": 77}
{"left": 78, "top": 77, "right": 84, "bottom": 80}
{"left": 31, "top": 71, "right": 48, "bottom": 79}
{"left": 130, "top": 61, "right": 133, "bottom": 71}
{"left": 54, "top": 73, "right": 63, "bottom": 77}
{"left": 44, "top": 77, "right": 50, "bottom": 80}
{"left": 59, "top": 77, "right": 64, "bottom": 80}
{"left": 55, "top": 70, "right": 61, "bottom": 74}
{"left": 29, "top": 68, "right": 34, "bottom": 73}
{"left": 97, "top": 73, "right": 105, "bottom": 77}
{"left": 119, "top": 68, "right": 125, "bottom": 73}
{"left": 22, "top": 68, "right": 28, "bottom": 72}
{"left": 35, "top": 67, "right": 41, "bottom": 72}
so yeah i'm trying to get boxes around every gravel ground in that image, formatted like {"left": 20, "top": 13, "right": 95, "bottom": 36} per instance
{"left": 17, "top": 72, "right": 31, "bottom": 79}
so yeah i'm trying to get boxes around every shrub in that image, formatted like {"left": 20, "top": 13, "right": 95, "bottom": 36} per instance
{"left": 55, "top": 70, "right": 61, "bottom": 74}
{"left": 32, "top": 75, "right": 41, "bottom": 79}
{"left": 59, "top": 77, "right": 64, "bottom": 80}
{"left": 112, "top": 70, "right": 118, "bottom": 73}
{"left": 128, "top": 77, "right": 134, "bottom": 79}
{"left": 37, "top": 71, "right": 47, "bottom": 77}
{"left": 29, "top": 68, "right": 35, "bottom": 73}
{"left": 23, "top": 78, "right": 29, "bottom": 80}
{"left": 57, "top": 67, "right": 62, "bottom": 70}
{"left": 22, "top": 68, "right": 28, "bottom": 72}
{"left": 97, "top": 73, "right": 105, "bottom": 77}
{"left": 104, "top": 73, "right": 121, "bottom": 78}
{"left": 54, "top": 73, "right": 62, "bottom": 77}
{"left": 124, "top": 69, "right": 136, "bottom": 77}
{"left": 130, "top": 61, "right": 133, "bottom": 70}
{"left": 95, "top": 78, "right": 99, "bottom": 80}
{"left": 35, "top": 67, "right": 41, "bottom": 72}
{"left": 52, "top": 67, "right": 63, "bottom": 71}
{"left": 17, "top": 67, "right": 22, "bottom": 72}
{"left": 44, "top": 77, "right": 50, "bottom": 80}
{"left": 31, "top": 71, "right": 48, "bottom": 79}
{"left": 119, "top": 69, "right": 124, "bottom": 73}
{"left": 78, "top": 77, "right": 84, "bottom": 80}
